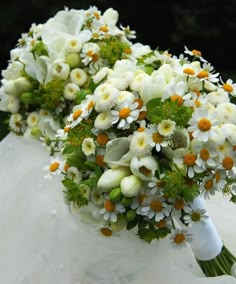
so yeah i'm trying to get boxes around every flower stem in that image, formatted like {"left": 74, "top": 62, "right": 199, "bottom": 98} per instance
{"left": 196, "top": 244, "right": 236, "bottom": 277}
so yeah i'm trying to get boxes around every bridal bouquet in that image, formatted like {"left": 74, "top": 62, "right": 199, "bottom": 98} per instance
{"left": 1, "top": 5, "right": 236, "bottom": 279}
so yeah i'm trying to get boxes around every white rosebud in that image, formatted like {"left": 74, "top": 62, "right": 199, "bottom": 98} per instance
{"left": 70, "top": 68, "right": 88, "bottom": 86}
{"left": 97, "top": 167, "right": 131, "bottom": 192}
{"left": 120, "top": 175, "right": 142, "bottom": 197}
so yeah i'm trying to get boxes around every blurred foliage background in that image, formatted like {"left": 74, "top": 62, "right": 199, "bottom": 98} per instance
{"left": 1, "top": 0, "right": 236, "bottom": 140}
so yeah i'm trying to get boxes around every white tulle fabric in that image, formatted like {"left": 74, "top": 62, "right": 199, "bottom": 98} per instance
{"left": 1, "top": 133, "right": 236, "bottom": 284}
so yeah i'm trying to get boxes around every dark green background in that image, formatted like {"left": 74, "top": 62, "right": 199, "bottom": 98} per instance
{"left": 1, "top": 0, "right": 236, "bottom": 140}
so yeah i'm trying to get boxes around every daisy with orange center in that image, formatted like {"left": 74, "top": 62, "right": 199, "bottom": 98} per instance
{"left": 188, "top": 108, "right": 219, "bottom": 142}
{"left": 111, "top": 100, "right": 139, "bottom": 129}
{"left": 195, "top": 145, "right": 217, "bottom": 169}
{"left": 141, "top": 195, "right": 170, "bottom": 222}
{"left": 170, "top": 228, "right": 193, "bottom": 249}
{"left": 99, "top": 195, "right": 125, "bottom": 222}
{"left": 148, "top": 124, "right": 168, "bottom": 152}
{"left": 43, "top": 155, "right": 64, "bottom": 180}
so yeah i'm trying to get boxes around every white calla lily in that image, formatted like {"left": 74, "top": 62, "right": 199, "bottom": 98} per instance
{"left": 104, "top": 137, "right": 132, "bottom": 168}
{"left": 97, "top": 167, "right": 131, "bottom": 192}
{"left": 130, "top": 155, "right": 157, "bottom": 181}
{"left": 120, "top": 175, "right": 142, "bottom": 197}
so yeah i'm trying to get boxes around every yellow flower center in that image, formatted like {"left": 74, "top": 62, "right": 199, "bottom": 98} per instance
{"left": 205, "top": 179, "right": 213, "bottom": 191}
{"left": 198, "top": 118, "right": 211, "bottom": 131}
{"left": 174, "top": 199, "right": 185, "bottom": 210}
{"left": 200, "top": 148, "right": 210, "bottom": 161}
{"left": 100, "top": 25, "right": 109, "bottom": 32}
{"left": 138, "top": 193, "right": 147, "bottom": 205}
{"left": 215, "top": 170, "right": 221, "bottom": 183}
{"left": 150, "top": 199, "right": 163, "bottom": 212}
{"left": 72, "top": 109, "right": 83, "bottom": 120}
{"left": 222, "top": 156, "right": 234, "bottom": 170}
{"left": 97, "top": 133, "right": 109, "bottom": 145}
{"left": 152, "top": 132, "right": 164, "bottom": 143}
{"left": 197, "top": 70, "right": 209, "bottom": 79}
{"left": 183, "top": 68, "right": 195, "bottom": 76}
{"left": 119, "top": 107, "right": 131, "bottom": 119}
{"left": 104, "top": 200, "right": 115, "bottom": 212}
{"left": 100, "top": 227, "right": 112, "bottom": 237}
{"left": 174, "top": 233, "right": 186, "bottom": 244}
{"left": 171, "top": 95, "right": 183, "bottom": 106}
{"left": 64, "top": 126, "right": 70, "bottom": 133}
{"left": 223, "top": 83, "right": 233, "bottom": 93}
{"left": 191, "top": 211, "right": 201, "bottom": 222}
{"left": 194, "top": 99, "right": 201, "bottom": 107}
{"left": 192, "top": 49, "right": 202, "bottom": 57}
{"left": 155, "top": 219, "right": 166, "bottom": 228}
{"left": 183, "top": 153, "right": 196, "bottom": 166}
{"left": 50, "top": 162, "right": 59, "bottom": 172}
{"left": 87, "top": 100, "right": 94, "bottom": 110}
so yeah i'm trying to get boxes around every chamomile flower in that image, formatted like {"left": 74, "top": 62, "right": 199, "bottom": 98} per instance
{"left": 111, "top": 100, "right": 139, "bottom": 129}
{"left": 9, "top": 113, "right": 26, "bottom": 134}
{"left": 170, "top": 198, "right": 192, "bottom": 218}
{"left": 196, "top": 62, "right": 219, "bottom": 84}
{"left": 63, "top": 82, "right": 80, "bottom": 100}
{"left": 56, "top": 125, "right": 70, "bottom": 140}
{"left": 221, "top": 78, "right": 236, "bottom": 97}
{"left": 170, "top": 228, "right": 193, "bottom": 249}
{"left": 184, "top": 46, "right": 207, "bottom": 62}
{"left": 81, "top": 137, "right": 96, "bottom": 156}
{"left": 99, "top": 196, "right": 125, "bottom": 222}
{"left": 141, "top": 195, "right": 170, "bottom": 222}
{"left": 148, "top": 124, "right": 168, "bottom": 152}
{"left": 70, "top": 68, "right": 88, "bottom": 86}
{"left": 67, "top": 104, "right": 89, "bottom": 128}
{"left": 200, "top": 174, "right": 220, "bottom": 199}
{"left": 94, "top": 83, "right": 119, "bottom": 112}
{"left": 81, "top": 42, "right": 100, "bottom": 66}
{"left": 188, "top": 108, "right": 219, "bottom": 142}
{"left": 43, "top": 155, "right": 65, "bottom": 180}
{"left": 148, "top": 176, "right": 166, "bottom": 195}
{"left": 27, "top": 111, "right": 40, "bottom": 127}
{"left": 183, "top": 208, "right": 208, "bottom": 226}
{"left": 158, "top": 119, "right": 176, "bottom": 137}
{"left": 131, "top": 191, "right": 149, "bottom": 215}
{"left": 215, "top": 102, "right": 236, "bottom": 124}
{"left": 67, "top": 166, "right": 82, "bottom": 184}
{"left": 94, "top": 111, "right": 113, "bottom": 130}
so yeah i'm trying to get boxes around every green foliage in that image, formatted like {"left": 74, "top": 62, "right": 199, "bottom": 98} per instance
{"left": 99, "top": 36, "right": 131, "bottom": 66}
{"left": 146, "top": 98, "right": 193, "bottom": 127}
{"left": 62, "top": 177, "right": 88, "bottom": 207}
{"left": 161, "top": 168, "right": 199, "bottom": 202}
{"left": 31, "top": 40, "right": 48, "bottom": 57}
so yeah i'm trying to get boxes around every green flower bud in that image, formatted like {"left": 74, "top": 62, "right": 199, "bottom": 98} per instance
{"left": 126, "top": 209, "right": 136, "bottom": 221}
{"left": 110, "top": 214, "right": 127, "bottom": 232}
{"left": 145, "top": 66, "right": 154, "bottom": 75}
{"left": 121, "top": 196, "right": 132, "bottom": 206}
{"left": 109, "top": 187, "right": 122, "bottom": 202}
{"left": 30, "top": 127, "right": 42, "bottom": 139}
{"left": 20, "top": 92, "right": 34, "bottom": 104}
{"left": 66, "top": 53, "right": 81, "bottom": 68}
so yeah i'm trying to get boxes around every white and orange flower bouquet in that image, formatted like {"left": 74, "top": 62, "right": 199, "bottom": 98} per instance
{"left": 1, "top": 5, "right": 236, "bottom": 278}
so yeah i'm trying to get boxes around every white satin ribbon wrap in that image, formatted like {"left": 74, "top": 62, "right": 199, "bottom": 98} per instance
{"left": 188, "top": 197, "right": 223, "bottom": 261}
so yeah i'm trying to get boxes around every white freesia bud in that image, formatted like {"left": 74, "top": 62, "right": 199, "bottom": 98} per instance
{"left": 97, "top": 167, "right": 131, "bottom": 192}
{"left": 130, "top": 155, "right": 157, "bottom": 181}
{"left": 102, "top": 8, "right": 119, "bottom": 26}
{"left": 120, "top": 175, "right": 142, "bottom": 197}
{"left": 14, "top": 77, "right": 32, "bottom": 93}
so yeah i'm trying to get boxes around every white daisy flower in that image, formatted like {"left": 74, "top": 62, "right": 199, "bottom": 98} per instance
{"left": 188, "top": 108, "right": 219, "bottom": 142}
{"left": 221, "top": 78, "right": 236, "bottom": 97}
{"left": 100, "top": 196, "right": 125, "bottom": 222}
{"left": 67, "top": 166, "right": 82, "bottom": 184}
{"left": 141, "top": 195, "right": 170, "bottom": 222}
{"left": 131, "top": 191, "right": 149, "bottom": 215}
{"left": 91, "top": 189, "right": 104, "bottom": 207}
{"left": 67, "top": 104, "right": 89, "bottom": 128}
{"left": 111, "top": 100, "right": 139, "bottom": 129}
{"left": 183, "top": 208, "right": 208, "bottom": 226}
{"left": 170, "top": 228, "right": 193, "bottom": 249}
{"left": 148, "top": 124, "right": 168, "bottom": 152}
{"left": 56, "top": 125, "right": 70, "bottom": 140}
{"left": 9, "top": 113, "right": 26, "bottom": 133}
{"left": 81, "top": 42, "right": 100, "bottom": 66}
{"left": 200, "top": 174, "right": 219, "bottom": 199}
{"left": 82, "top": 137, "right": 96, "bottom": 156}
{"left": 170, "top": 198, "right": 192, "bottom": 218}
{"left": 148, "top": 176, "right": 166, "bottom": 195}
{"left": 158, "top": 119, "right": 176, "bottom": 137}
{"left": 184, "top": 46, "right": 207, "bottom": 62}
{"left": 43, "top": 155, "right": 65, "bottom": 180}
{"left": 207, "top": 88, "right": 230, "bottom": 106}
